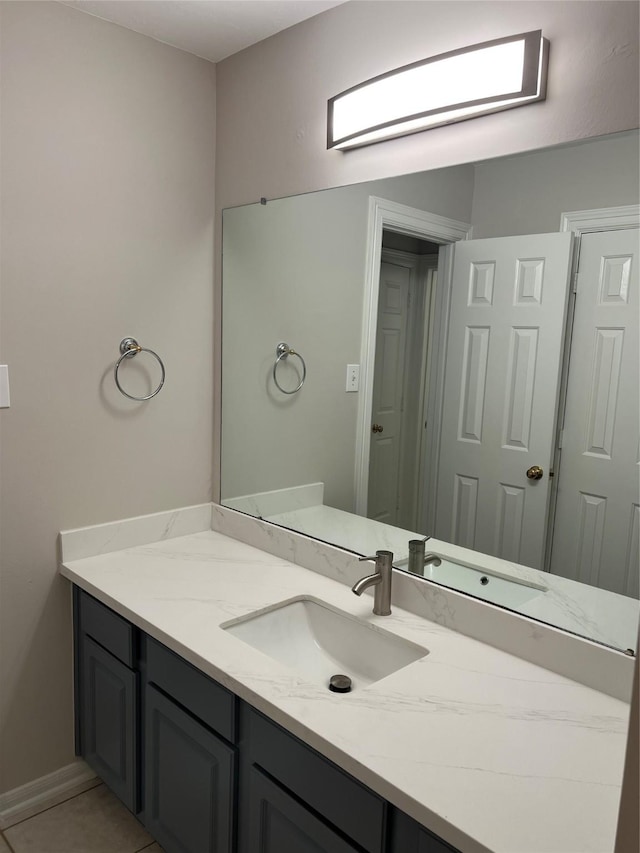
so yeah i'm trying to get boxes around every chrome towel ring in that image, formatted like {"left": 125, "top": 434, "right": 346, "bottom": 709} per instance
{"left": 272, "top": 342, "right": 306, "bottom": 395}
{"left": 114, "top": 337, "right": 165, "bottom": 401}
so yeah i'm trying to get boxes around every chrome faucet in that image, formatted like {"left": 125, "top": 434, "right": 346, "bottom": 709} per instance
{"left": 352, "top": 550, "right": 393, "bottom": 615}
{"left": 407, "top": 537, "right": 442, "bottom": 576}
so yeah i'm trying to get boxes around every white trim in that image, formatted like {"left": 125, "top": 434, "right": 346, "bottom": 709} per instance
{"left": 560, "top": 204, "right": 640, "bottom": 233}
{"left": 378, "top": 247, "right": 422, "bottom": 266}
{"left": 0, "top": 760, "right": 97, "bottom": 828}
{"left": 355, "top": 197, "right": 472, "bottom": 515}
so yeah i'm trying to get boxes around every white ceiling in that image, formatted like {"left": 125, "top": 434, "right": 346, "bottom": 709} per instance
{"left": 60, "top": 0, "right": 346, "bottom": 63}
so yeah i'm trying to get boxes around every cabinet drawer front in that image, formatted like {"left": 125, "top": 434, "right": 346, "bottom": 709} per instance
{"left": 248, "top": 767, "right": 360, "bottom": 853}
{"left": 78, "top": 589, "right": 134, "bottom": 667}
{"left": 81, "top": 635, "right": 138, "bottom": 812}
{"left": 145, "top": 684, "right": 235, "bottom": 853}
{"left": 145, "top": 637, "right": 236, "bottom": 743}
{"left": 244, "top": 707, "right": 385, "bottom": 853}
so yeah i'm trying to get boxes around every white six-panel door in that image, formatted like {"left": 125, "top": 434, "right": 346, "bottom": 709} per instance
{"left": 550, "top": 228, "right": 639, "bottom": 596}
{"left": 435, "top": 233, "right": 573, "bottom": 569}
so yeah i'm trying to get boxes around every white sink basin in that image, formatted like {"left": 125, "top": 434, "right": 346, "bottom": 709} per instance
{"left": 221, "top": 596, "right": 428, "bottom": 691}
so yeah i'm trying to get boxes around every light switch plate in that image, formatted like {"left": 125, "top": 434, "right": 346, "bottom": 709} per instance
{"left": 0, "top": 365, "right": 10, "bottom": 408}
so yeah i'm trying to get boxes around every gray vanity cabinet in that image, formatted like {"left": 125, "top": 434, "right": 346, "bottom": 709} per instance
{"left": 73, "top": 587, "right": 463, "bottom": 853}
{"left": 239, "top": 705, "right": 386, "bottom": 853}
{"left": 74, "top": 588, "right": 139, "bottom": 813}
{"left": 144, "top": 684, "right": 235, "bottom": 853}
{"left": 246, "top": 766, "right": 361, "bottom": 853}
{"left": 143, "top": 637, "right": 237, "bottom": 853}
{"left": 390, "top": 810, "right": 460, "bottom": 853}
{"left": 74, "top": 591, "right": 238, "bottom": 852}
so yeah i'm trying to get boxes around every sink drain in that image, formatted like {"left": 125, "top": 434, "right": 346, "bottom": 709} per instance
{"left": 329, "top": 674, "right": 352, "bottom": 693}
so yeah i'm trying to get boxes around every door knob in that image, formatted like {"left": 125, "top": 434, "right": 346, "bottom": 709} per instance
{"left": 372, "top": 423, "right": 384, "bottom": 433}
{"left": 526, "top": 465, "right": 544, "bottom": 480}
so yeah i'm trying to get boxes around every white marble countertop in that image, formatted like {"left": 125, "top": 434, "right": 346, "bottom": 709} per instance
{"left": 61, "top": 528, "right": 631, "bottom": 853}
{"left": 265, "top": 504, "right": 639, "bottom": 652}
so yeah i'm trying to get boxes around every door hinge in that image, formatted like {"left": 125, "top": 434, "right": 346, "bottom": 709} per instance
{"left": 558, "top": 429, "right": 565, "bottom": 449}
{"left": 572, "top": 273, "right": 580, "bottom": 294}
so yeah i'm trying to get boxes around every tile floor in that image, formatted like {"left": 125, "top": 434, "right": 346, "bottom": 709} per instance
{"left": 0, "top": 784, "right": 163, "bottom": 853}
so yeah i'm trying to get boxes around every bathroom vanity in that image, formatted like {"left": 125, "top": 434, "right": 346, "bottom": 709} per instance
{"left": 61, "top": 505, "right": 632, "bottom": 853}
{"left": 74, "top": 587, "right": 443, "bottom": 852}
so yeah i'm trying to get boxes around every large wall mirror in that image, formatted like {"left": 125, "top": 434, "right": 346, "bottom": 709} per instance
{"left": 221, "top": 129, "right": 640, "bottom": 654}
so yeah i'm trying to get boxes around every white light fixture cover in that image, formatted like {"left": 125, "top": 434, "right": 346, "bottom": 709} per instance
{"left": 328, "top": 30, "right": 549, "bottom": 150}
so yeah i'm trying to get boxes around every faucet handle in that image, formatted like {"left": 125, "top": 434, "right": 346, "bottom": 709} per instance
{"left": 358, "top": 549, "right": 393, "bottom": 565}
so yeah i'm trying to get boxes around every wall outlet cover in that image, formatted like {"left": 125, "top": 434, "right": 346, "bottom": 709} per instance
{"left": 346, "top": 364, "right": 360, "bottom": 392}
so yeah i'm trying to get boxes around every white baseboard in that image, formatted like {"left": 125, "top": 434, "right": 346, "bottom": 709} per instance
{"left": 0, "top": 760, "right": 97, "bottom": 829}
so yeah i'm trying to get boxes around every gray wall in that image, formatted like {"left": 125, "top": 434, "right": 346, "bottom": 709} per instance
{"left": 0, "top": 2, "right": 216, "bottom": 792}
{"left": 221, "top": 167, "right": 475, "bottom": 509}
{"left": 471, "top": 131, "right": 640, "bottom": 237}
{"left": 215, "top": 1, "right": 639, "bottom": 209}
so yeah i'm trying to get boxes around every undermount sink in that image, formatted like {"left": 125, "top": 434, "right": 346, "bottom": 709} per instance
{"left": 396, "top": 556, "right": 546, "bottom": 608}
{"left": 221, "top": 596, "right": 428, "bottom": 691}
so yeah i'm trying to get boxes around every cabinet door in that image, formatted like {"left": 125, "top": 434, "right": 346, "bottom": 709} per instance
{"left": 80, "top": 635, "right": 138, "bottom": 812}
{"left": 247, "top": 766, "right": 360, "bottom": 853}
{"left": 390, "top": 810, "right": 461, "bottom": 853}
{"left": 145, "top": 684, "right": 235, "bottom": 853}
{"left": 241, "top": 705, "right": 385, "bottom": 852}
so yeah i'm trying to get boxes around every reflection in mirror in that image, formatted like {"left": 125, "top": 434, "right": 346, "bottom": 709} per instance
{"left": 221, "top": 130, "right": 640, "bottom": 653}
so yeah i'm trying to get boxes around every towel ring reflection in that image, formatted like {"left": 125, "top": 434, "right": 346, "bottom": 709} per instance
{"left": 114, "top": 337, "right": 165, "bottom": 401}
{"left": 272, "top": 342, "right": 306, "bottom": 394}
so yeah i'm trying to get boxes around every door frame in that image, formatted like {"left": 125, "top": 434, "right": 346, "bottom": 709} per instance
{"left": 544, "top": 203, "right": 640, "bottom": 571}
{"left": 355, "top": 196, "right": 472, "bottom": 517}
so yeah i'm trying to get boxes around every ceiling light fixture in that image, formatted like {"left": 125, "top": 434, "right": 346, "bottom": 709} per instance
{"left": 328, "top": 30, "right": 549, "bottom": 150}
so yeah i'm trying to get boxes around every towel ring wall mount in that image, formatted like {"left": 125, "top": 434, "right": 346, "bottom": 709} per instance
{"left": 272, "top": 342, "right": 306, "bottom": 394}
{"left": 114, "top": 337, "right": 166, "bottom": 401}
